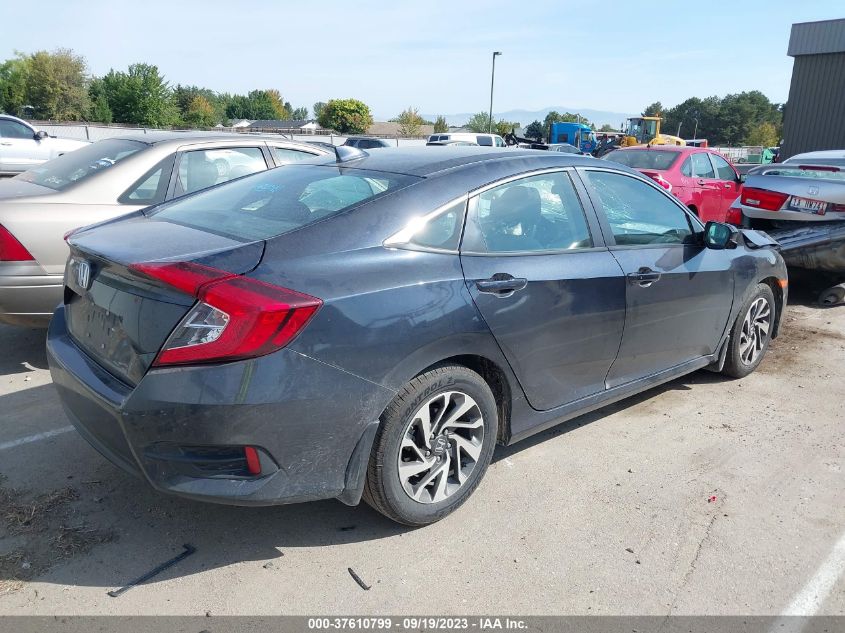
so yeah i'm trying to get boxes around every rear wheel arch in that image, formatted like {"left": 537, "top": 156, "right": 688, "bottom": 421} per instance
{"left": 413, "top": 355, "right": 513, "bottom": 445}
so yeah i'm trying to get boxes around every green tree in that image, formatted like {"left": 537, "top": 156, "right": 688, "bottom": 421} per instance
{"left": 225, "top": 89, "right": 289, "bottom": 120}
{"left": 433, "top": 115, "right": 448, "bottom": 133}
{"left": 494, "top": 119, "right": 519, "bottom": 137}
{"left": 101, "top": 63, "right": 178, "bottom": 126}
{"left": 465, "top": 111, "right": 493, "bottom": 132}
{"left": 397, "top": 106, "right": 424, "bottom": 137}
{"left": 291, "top": 106, "right": 308, "bottom": 120}
{"left": 25, "top": 49, "right": 91, "bottom": 120}
{"left": 524, "top": 120, "right": 544, "bottom": 140}
{"left": 745, "top": 121, "right": 779, "bottom": 147}
{"left": 642, "top": 101, "right": 663, "bottom": 117}
{"left": 0, "top": 54, "right": 30, "bottom": 116}
{"left": 173, "top": 84, "right": 225, "bottom": 124}
{"left": 317, "top": 98, "right": 373, "bottom": 134}
{"left": 87, "top": 77, "right": 112, "bottom": 123}
{"left": 312, "top": 101, "right": 327, "bottom": 120}
{"left": 184, "top": 95, "right": 216, "bottom": 127}
{"left": 598, "top": 123, "right": 615, "bottom": 132}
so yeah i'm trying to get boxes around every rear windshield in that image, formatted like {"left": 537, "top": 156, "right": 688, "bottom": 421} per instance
{"left": 149, "top": 164, "right": 420, "bottom": 241}
{"left": 604, "top": 150, "right": 680, "bottom": 171}
{"left": 16, "top": 138, "right": 145, "bottom": 190}
{"left": 760, "top": 166, "right": 845, "bottom": 181}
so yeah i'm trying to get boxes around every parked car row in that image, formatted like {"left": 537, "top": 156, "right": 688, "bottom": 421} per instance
{"left": 0, "top": 114, "right": 90, "bottom": 176}
{"left": 0, "top": 133, "right": 332, "bottom": 326}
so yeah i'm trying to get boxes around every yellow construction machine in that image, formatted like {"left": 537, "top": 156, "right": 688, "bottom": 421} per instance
{"left": 620, "top": 116, "right": 685, "bottom": 147}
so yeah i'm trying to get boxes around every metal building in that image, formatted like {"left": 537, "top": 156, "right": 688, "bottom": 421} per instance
{"left": 781, "top": 18, "right": 845, "bottom": 159}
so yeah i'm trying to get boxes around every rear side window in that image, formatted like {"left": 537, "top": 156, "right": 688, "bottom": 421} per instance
{"left": 16, "top": 138, "right": 144, "bottom": 190}
{"left": 150, "top": 165, "right": 419, "bottom": 241}
{"left": 691, "top": 153, "right": 716, "bottom": 178}
{"left": 118, "top": 154, "right": 176, "bottom": 205}
{"left": 680, "top": 158, "right": 692, "bottom": 177}
{"left": 476, "top": 135, "right": 493, "bottom": 146}
{"left": 583, "top": 170, "right": 693, "bottom": 246}
{"left": 464, "top": 171, "right": 592, "bottom": 253}
{"left": 397, "top": 200, "right": 466, "bottom": 251}
{"left": 269, "top": 146, "right": 316, "bottom": 165}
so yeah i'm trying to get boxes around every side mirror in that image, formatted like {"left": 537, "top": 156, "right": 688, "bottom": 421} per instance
{"left": 34, "top": 130, "right": 48, "bottom": 140}
{"left": 704, "top": 221, "right": 739, "bottom": 250}
{"left": 738, "top": 172, "right": 747, "bottom": 183}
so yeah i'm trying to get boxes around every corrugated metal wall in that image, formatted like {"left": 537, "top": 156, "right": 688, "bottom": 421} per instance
{"left": 781, "top": 52, "right": 845, "bottom": 159}
{"left": 788, "top": 18, "right": 845, "bottom": 56}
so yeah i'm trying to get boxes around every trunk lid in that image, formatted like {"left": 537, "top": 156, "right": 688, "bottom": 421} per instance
{"left": 64, "top": 215, "right": 264, "bottom": 385}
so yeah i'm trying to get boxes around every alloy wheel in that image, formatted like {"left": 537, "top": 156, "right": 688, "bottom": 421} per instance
{"left": 397, "top": 391, "right": 485, "bottom": 504}
{"left": 739, "top": 297, "right": 771, "bottom": 365}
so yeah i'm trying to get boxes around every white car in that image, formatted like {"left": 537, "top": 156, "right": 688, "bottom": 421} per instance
{"left": 784, "top": 149, "right": 845, "bottom": 167}
{"left": 0, "top": 115, "right": 89, "bottom": 176}
{"left": 427, "top": 132, "right": 506, "bottom": 147}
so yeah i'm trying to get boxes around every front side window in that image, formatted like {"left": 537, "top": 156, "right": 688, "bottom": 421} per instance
{"left": 176, "top": 147, "right": 266, "bottom": 195}
{"left": 16, "top": 138, "right": 144, "bottom": 190}
{"left": 691, "top": 153, "right": 716, "bottom": 178}
{"left": 0, "top": 120, "right": 33, "bottom": 139}
{"left": 583, "top": 170, "right": 693, "bottom": 246}
{"left": 464, "top": 171, "right": 593, "bottom": 253}
{"left": 709, "top": 153, "right": 736, "bottom": 181}
{"left": 150, "top": 165, "right": 419, "bottom": 242}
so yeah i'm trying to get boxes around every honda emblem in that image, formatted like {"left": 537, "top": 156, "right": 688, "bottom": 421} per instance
{"left": 808, "top": 185, "right": 819, "bottom": 196}
{"left": 75, "top": 260, "right": 91, "bottom": 290}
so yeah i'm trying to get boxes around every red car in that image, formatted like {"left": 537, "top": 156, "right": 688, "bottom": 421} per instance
{"left": 603, "top": 146, "right": 743, "bottom": 224}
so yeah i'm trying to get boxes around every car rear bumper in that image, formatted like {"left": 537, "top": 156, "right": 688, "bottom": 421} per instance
{"left": 742, "top": 205, "right": 845, "bottom": 223}
{"left": 47, "top": 305, "right": 394, "bottom": 506}
{"left": 0, "top": 267, "right": 62, "bottom": 327}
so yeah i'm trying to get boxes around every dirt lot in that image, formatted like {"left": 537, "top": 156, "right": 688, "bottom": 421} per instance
{"left": 0, "top": 290, "right": 843, "bottom": 616}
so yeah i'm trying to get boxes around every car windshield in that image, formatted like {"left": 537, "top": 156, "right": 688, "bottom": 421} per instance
{"left": 148, "top": 164, "right": 420, "bottom": 241}
{"left": 604, "top": 150, "right": 680, "bottom": 171}
{"left": 15, "top": 138, "right": 145, "bottom": 190}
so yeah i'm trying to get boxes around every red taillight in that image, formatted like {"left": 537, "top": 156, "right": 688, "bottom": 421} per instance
{"left": 129, "top": 262, "right": 322, "bottom": 367}
{"left": 244, "top": 446, "right": 262, "bottom": 475}
{"left": 740, "top": 187, "right": 789, "bottom": 211}
{"left": 0, "top": 224, "right": 35, "bottom": 262}
{"left": 648, "top": 173, "right": 673, "bottom": 193}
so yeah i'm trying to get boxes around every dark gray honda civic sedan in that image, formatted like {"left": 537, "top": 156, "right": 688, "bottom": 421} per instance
{"left": 47, "top": 147, "right": 788, "bottom": 525}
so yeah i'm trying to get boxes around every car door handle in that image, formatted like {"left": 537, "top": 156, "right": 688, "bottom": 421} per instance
{"left": 476, "top": 275, "right": 528, "bottom": 296}
{"left": 626, "top": 268, "right": 661, "bottom": 287}
{"left": 723, "top": 183, "right": 733, "bottom": 189}
{"left": 0, "top": 142, "right": 12, "bottom": 146}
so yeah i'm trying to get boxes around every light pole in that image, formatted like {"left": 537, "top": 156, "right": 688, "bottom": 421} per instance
{"left": 489, "top": 51, "right": 502, "bottom": 133}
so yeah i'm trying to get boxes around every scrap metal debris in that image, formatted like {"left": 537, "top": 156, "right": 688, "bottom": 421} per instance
{"left": 108, "top": 544, "right": 196, "bottom": 598}
{"left": 348, "top": 567, "right": 371, "bottom": 590}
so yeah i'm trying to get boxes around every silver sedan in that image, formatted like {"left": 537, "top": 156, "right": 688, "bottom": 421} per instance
{"left": 0, "top": 132, "right": 332, "bottom": 326}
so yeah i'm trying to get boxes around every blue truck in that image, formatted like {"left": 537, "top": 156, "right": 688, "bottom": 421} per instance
{"left": 549, "top": 122, "right": 597, "bottom": 154}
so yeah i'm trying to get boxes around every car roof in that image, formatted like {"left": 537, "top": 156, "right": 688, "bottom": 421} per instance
{"left": 614, "top": 145, "right": 701, "bottom": 153}
{"left": 102, "top": 131, "right": 332, "bottom": 152}
{"left": 311, "top": 146, "right": 600, "bottom": 177}
{"left": 788, "top": 149, "right": 845, "bottom": 160}
{"left": 0, "top": 114, "right": 31, "bottom": 125}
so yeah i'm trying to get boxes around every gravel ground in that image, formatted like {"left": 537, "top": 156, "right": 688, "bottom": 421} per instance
{"left": 0, "top": 291, "right": 842, "bottom": 616}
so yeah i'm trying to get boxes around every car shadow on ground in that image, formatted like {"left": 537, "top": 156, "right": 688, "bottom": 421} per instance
{"left": 0, "top": 324, "right": 48, "bottom": 374}
{"left": 0, "top": 364, "right": 727, "bottom": 594}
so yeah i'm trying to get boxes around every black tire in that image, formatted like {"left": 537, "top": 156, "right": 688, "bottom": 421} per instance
{"left": 722, "top": 283, "right": 776, "bottom": 378}
{"left": 363, "top": 365, "right": 498, "bottom": 526}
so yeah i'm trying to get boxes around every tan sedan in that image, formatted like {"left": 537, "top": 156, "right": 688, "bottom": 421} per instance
{"left": 0, "top": 132, "right": 331, "bottom": 326}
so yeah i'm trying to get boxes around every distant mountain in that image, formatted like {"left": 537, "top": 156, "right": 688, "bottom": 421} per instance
{"left": 420, "top": 106, "right": 638, "bottom": 129}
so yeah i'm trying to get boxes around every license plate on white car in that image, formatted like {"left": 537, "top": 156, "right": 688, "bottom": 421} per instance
{"left": 789, "top": 196, "right": 827, "bottom": 214}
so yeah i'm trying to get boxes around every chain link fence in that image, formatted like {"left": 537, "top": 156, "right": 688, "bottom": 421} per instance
{"left": 26, "top": 121, "right": 429, "bottom": 147}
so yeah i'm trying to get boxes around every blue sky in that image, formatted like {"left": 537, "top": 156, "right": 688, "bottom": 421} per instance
{"left": 1, "top": 0, "right": 843, "bottom": 120}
